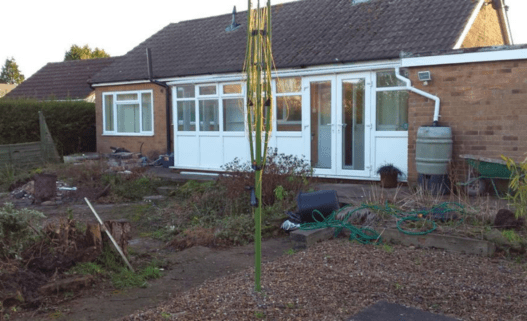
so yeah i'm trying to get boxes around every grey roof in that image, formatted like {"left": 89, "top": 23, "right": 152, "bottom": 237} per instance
{"left": 6, "top": 57, "right": 120, "bottom": 100}
{"left": 91, "top": 0, "right": 478, "bottom": 84}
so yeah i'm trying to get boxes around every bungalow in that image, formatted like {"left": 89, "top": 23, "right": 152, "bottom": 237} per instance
{"left": 90, "top": 0, "right": 516, "bottom": 182}
{"left": 5, "top": 57, "right": 119, "bottom": 102}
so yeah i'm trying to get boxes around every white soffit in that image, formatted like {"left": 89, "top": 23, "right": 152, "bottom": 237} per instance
{"left": 401, "top": 48, "right": 527, "bottom": 68}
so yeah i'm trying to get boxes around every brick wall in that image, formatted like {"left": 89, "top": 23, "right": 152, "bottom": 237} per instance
{"left": 95, "top": 83, "right": 169, "bottom": 157}
{"left": 407, "top": 59, "right": 527, "bottom": 183}
{"left": 462, "top": 1, "right": 506, "bottom": 48}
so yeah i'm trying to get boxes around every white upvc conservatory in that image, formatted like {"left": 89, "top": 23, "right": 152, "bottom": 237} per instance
{"left": 167, "top": 61, "right": 410, "bottom": 181}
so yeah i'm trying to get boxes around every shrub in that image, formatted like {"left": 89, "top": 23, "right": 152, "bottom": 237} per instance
{"left": 502, "top": 155, "right": 527, "bottom": 219}
{"left": 220, "top": 148, "right": 312, "bottom": 206}
{"left": 0, "top": 99, "right": 96, "bottom": 155}
{"left": 0, "top": 203, "right": 46, "bottom": 259}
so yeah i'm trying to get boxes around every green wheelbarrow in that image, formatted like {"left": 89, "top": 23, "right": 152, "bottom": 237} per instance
{"left": 459, "top": 154, "right": 512, "bottom": 196}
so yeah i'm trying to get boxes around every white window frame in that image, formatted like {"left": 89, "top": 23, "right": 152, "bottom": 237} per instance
{"left": 102, "top": 90, "right": 154, "bottom": 136}
{"left": 274, "top": 77, "right": 303, "bottom": 132}
{"left": 374, "top": 70, "right": 409, "bottom": 132}
{"left": 174, "top": 82, "right": 245, "bottom": 134}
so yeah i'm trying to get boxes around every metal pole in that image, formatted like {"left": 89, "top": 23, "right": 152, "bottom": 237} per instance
{"left": 84, "top": 197, "right": 135, "bottom": 272}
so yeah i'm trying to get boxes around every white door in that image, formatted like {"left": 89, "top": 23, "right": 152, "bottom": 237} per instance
{"left": 304, "top": 74, "right": 372, "bottom": 178}
{"left": 303, "top": 76, "right": 336, "bottom": 176}
{"left": 336, "top": 73, "right": 372, "bottom": 177}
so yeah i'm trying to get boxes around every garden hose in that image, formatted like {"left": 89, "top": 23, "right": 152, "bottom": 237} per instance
{"left": 299, "top": 202, "right": 466, "bottom": 244}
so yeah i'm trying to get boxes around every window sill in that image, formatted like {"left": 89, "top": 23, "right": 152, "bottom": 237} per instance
{"left": 102, "top": 133, "right": 155, "bottom": 137}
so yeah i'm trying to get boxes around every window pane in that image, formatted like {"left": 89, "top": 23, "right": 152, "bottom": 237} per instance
{"left": 141, "top": 93, "right": 152, "bottom": 132}
{"left": 376, "top": 71, "right": 405, "bottom": 88}
{"left": 177, "top": 85, "right": 195, "bottom": 98}
{"left": 117, "top": 104, "right": 140, "bottom": 133}
{"left": 277, "top": 95, "right": 302, "bottom": 131}
{"left": 223, "top": 98, "right": 244, "bottom": 131}
{"left": 177, "top": 101, "right": 196, "bottom": 131}
{"left": 116, "top": 93, "right": 138, "bottom": 101}
{"left": 376, "top": 91, "right": 409, "bottom": 131}
{"left": 199, "top": 100, "right": 219, "bottom": 131}
{"left": 199, "top": 85, "right": 216, "bottom": 96}
{"left": 277, "top": 77, "right": 301, "bottom": 93}
{"left": 104, "top": 95, "right": 114, "bottom": 131}
{"left": 223, "top": 84, "right": 242, "bottom": 94}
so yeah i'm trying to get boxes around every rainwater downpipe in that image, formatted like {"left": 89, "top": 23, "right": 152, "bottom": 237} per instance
{"left": 146, "top": 48, "right": 172, "bottom": 155}
{"left": 395, "top": 67, "right": 441, "bottom": 126}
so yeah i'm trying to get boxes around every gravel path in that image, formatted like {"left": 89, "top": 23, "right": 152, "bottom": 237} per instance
{"left": 123, "top": 239, "right": 527, "bottom": 320}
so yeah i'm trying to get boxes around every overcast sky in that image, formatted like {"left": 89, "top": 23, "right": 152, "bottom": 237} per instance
{"left": 2, "top": 0, "right": 526, "bottom": 79}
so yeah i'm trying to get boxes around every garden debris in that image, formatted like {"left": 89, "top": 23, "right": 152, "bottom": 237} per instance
{"left": 494, "top": 209, "right": 524, "bottom": 230}
{"left": 38, "top": 275, "right": 94, "bottom": 295}
{"left": 33, "top": 173, "right": 57, "bottom": 203}
{"left": 10, "top": 179, "right": 77, "bottom": 205}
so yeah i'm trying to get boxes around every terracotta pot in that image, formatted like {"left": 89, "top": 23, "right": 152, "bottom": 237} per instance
{"left": 380, "top": 172, "right": 398, "bottom": 188}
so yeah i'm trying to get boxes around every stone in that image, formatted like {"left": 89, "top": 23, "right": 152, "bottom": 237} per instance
{"left": 143, "top": 195, "right": 167, "bottom": 202}
{"left": 21, "top": 180, "right": 35, "bottom": 195}
{"left": 41, "top": 201, "right": 56, "bottom": 206}
{"left": 290, "top": 228, "right": 335, "bottom": 249}
{"left": 13, "top": 190, "right": 26, "bottom": 199}
{"left": 494, "top": 209, "right": 524, "bottom": 230}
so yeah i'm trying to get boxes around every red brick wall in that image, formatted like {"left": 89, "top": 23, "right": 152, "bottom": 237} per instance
{"left": 95, "top": 83, "right": 169, "bottom": 157}
{"left": 407, "top": 59, "right": 527, "bottom": 183}
{"left": 462, "top": 1, "right": 506, "bottom": 48}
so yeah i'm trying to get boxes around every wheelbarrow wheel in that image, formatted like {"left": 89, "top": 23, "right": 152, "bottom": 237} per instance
{"left": 466, "top": 178, "right": 486, "bottom": 196}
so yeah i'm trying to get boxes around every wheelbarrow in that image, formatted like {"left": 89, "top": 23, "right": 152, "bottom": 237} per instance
{"left": 459, "top": 154, "right": 512, "bottom": 196}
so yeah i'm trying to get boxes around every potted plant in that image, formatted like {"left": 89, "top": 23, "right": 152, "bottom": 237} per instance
{"left": 377, "top": 164, "right": 402, "bottom": 188}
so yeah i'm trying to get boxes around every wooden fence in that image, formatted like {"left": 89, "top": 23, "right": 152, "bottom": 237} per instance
{"left": 0, "top": 111, "right": 60, "bottom": 168}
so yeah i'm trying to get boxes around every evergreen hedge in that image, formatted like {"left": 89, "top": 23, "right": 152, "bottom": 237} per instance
{"left": 0, "top": 99, "right": 96, "bottom": 156}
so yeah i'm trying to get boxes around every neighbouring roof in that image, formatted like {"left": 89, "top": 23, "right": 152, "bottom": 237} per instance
{"left": 91, "top": 0, "right": 479, "bottom": 84}
{"left": 5, "top": 57, "right": 120, "bottom": 100}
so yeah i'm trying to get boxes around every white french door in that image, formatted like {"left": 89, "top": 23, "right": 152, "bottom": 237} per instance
{"left": 303, "top": 73, "right": 372, "bottom": 177}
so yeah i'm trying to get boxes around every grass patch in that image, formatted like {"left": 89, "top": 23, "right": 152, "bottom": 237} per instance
{"left": 502, "top": 230, "right": 522, "bottom": 244}
{"left": 67, "top": 262, "right": 104, "bottom": 275}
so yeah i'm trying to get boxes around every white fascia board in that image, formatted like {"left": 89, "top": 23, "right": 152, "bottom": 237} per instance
{"left": 164, "top": 59, "right": 401, "bottom": 85}
{"left": 402, "top": 48, "right": 527, "bottom": 68}
{"left": 453, "top": 0, "right": 485, "bottom": 50}
{"left": 91, "top": 80, "right": 151, "bottom": 87}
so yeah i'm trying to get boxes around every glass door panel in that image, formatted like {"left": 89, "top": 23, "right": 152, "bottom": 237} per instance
{"left": 341, "top": 79, "right": 365, "bottom": 171}
{"left": 310, "top": 81, "right": 332, "bottom": 169}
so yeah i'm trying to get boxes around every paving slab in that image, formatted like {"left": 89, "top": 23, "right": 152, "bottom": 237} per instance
{"left": 348, "top": 301, "right": 459, "bottom": 321}
{"left": 314, "top": 183, "right": 411, "bottom": 204}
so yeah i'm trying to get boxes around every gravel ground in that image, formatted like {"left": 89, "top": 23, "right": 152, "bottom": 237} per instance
{"left": 123, "top": 240, "right": 527, "bottom": 321}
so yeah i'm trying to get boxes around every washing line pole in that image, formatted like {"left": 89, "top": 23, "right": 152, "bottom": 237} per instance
{"left": 244, "top": 0, "right": 273, "bottom": 292}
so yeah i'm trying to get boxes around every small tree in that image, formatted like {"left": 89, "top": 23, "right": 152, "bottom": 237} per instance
{"left": 64, "top": 44, "right": 110, "bottom": 61}
{"left": 0, "top": 58, "right": 25, "bottom": 85}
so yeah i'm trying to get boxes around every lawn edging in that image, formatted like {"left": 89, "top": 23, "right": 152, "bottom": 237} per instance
{"left": 290, "top": 228, "right": 496, "bottom": 256}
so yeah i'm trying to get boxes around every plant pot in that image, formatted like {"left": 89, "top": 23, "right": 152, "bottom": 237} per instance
{"left": 380, "top": 172, "right": 398, "bottom": 188}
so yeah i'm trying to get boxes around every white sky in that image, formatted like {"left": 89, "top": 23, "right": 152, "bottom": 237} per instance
{"left": 2, "top": 0, "right": 526, "bottom": 79}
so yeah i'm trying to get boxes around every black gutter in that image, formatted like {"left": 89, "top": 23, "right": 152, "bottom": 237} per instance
{"left": 146, "top": 48, "right": 172, "bottom": 155}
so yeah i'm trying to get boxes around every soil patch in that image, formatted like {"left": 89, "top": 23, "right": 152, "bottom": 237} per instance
{"left": 11, "top": 237, "right": 292, "bottom": 320}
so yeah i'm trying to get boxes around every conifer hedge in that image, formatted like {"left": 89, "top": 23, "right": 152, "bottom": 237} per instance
{"left": 0, "top": 99, "right": 96, "bottom": 156}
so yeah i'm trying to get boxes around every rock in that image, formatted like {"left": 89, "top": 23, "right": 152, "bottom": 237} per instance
{"left": 41, "top": 201, "right": 56, "bottom": 206}
{"left": 13, "top": 190, "right": 26, "bottom": 199}
{"left": 494, "top": 209, "right": 524, "bottom": 230}
{"left": 143, "top": 195, "right": 167, "bottom": 202}
{"left": 21, "top": 180, "right": 35, "bottom": 195}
